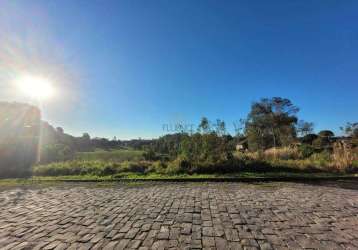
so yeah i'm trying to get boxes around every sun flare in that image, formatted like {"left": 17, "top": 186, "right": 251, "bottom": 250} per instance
{"left": 16, "top": 75, "right": 54, "bottom": 99}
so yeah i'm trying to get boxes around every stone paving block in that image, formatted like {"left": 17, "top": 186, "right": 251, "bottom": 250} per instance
{"left": 215, "top": 237, "right": 228, "bottom": 250}
{"left": 202, "top": 236, "right": 216, "bottom": 247}
{"left": 102, "top": 241, "right": 118, "bottom": 250}
{"left": 0, "top": 182, "right": 357, "bottom": 249}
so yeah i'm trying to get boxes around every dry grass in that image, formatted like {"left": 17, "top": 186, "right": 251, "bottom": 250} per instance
{"left": 235, "top": 145, "right": 358, "bottom": 173}
{"left": 263, "top": 146, "right": 301, "bottom": 160}
{"left": 330, "top": 142, "right": 357, "bottom": 172}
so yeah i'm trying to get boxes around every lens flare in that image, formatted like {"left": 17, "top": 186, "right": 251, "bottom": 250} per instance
{"left": 16, "top": 75, "right": 54, "bottom": 99}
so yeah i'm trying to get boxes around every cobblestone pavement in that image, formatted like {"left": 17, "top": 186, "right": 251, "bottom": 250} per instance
{"left": 0, "top": 182, "right": 357, "bottom": 250}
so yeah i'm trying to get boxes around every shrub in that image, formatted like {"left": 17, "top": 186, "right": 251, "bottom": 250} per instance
{"left": 102, "top": 165, "right": 117, "bottom": 176}
{"left": 298, "top": 144, "right": 315, "bottom": 158}
{"left": 34, "top": 161, "right": 80, "bottom": 176}
{"left": 309, "top": 152, "right": 331, "bottom": 167}
{"left": 120, "top": 161, "right": 150, "bottom": 173}
{"left": 312, "top": 137, "right": 331, "bottom": 149}
{"left": 166, "top": 161, "right": 181, "bottom": 175}
{"left": 167, "top": 156, "right": 191, "bottom": 174}
{"left": 233, "top": 151, "right": 251, "bottom": 161}
{"left": 318, "top": 130, "right": 335, "bottom": 138}
{"left": 191, "top": 160, "right": 216, "bottom": 174}
{"left": 149, "top": 161, "right": 167, "bottom": 174}
{"left": 143, "top": 149, "right": 157, "bottom": 161}
{"left": 353, "top": 160, "right": 358, "bottom": 168}
{"left": 301, "top": 134, "right": 318, "bottom": 145}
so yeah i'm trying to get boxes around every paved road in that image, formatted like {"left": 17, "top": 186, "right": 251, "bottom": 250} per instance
{"left": 0, "top": 182, "right": 357, "bottom": 250}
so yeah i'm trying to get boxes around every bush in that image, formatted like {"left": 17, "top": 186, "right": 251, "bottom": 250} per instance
{"left": 301, "top": 134, "right": 318, "bottom": 145}
{"left": 183, "top": 156, "right": 242, "bottom": 174}
{"left": 312, "top": 137, "right": 331, "bottom": 149}
{"left": 167, "top": 156, "right": 191, "bottom": 174}
{"left": 318, "top": 130, "right": 335, "bottom": 138}
{"left": 143, "top": 149, "right": 157, "bottom": 161}
{"left": 149, "top": 161, "right": 167, "bottom": 174}
{"left": 102, "top": 165, "right": 117, "bottom": 176}
{"left": 309, "top": 152, "right": 331, "bottom": 167}
{"left": 120, "top": 161, "right": 150, "bottom": 173}
{"left": 298, "top": 144, "right": 315, "bottom": 158}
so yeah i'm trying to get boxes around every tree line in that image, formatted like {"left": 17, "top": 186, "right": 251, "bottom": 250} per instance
{"left": 1, "top": 98, "right": 357, "bottom": 177}
{"left": 149, "top": 97, "right": 356, "bottom": 159}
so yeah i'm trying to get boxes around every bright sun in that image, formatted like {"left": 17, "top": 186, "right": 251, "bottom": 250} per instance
{"left": 16, "top": 75, "right": 54, "bottom": 100}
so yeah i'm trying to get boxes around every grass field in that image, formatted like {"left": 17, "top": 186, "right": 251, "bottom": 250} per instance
{"left": 75, "top": 149, "right": 145, "bottom": 162}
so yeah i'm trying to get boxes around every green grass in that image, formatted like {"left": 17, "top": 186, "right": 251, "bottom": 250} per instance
{"left": 28, "top": 172, "right": 357, "bottom": 181}
{"left": 1, "top": 172, "right": 356, "bottom": 187}
{"left": 0, "top": 178, "right": 34, "bottom": 186}
{"left": 32, "top": 160, "right": 152, "bottom": 177}
{"left": 76, "top": 149, "right": 145, "bottom": 162}
{"left": 353, "top": 160, "right": 358, "bottom": 167}
{"left": 112, "top": 172, "right": 356, "bottom": 179}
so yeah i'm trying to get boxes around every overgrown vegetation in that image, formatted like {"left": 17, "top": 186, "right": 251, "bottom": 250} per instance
{"left": 2, "top": 98, "right": 358, "bottom": 178}
{"left": 33, "top": 143, "right": 358, "bottom": 177}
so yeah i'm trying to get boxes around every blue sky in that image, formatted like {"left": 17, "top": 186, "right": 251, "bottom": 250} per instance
{"left": 0, "top": 0, "right": 357, "bottom": 139}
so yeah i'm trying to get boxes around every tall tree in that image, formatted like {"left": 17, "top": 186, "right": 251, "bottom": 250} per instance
{"left": 297, "top": 120, "right": 314, "bottom": 136}
{"left": 341, "top": 122, "right": 358, "bottom": 138}
{"left": 198, "top": 117, "right": 211, "bottom": 134}
{"left": 318, "top": 130, "right": 335, "bottom": 138}
{"left": 215, "top": 119, "right": 226, "bottom": 136}
{"left": 245, "top": 97, "right": 299, "bottom": 150}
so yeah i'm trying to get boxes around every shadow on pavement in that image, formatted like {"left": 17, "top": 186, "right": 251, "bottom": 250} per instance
{"left": 297, "top": 179, "right": 358, "bottom": 191}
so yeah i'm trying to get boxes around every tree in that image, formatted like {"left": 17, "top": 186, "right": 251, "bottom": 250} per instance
{"left": 56, "top": 127, "right": 64, "bottom": 134}
{"left": 198, "top": 117, "right": 210, "bottom": 134}
{"left": 341, "top": 122, "right": 358, "bottom": 138}
{"left": 297, "top": 120, "right": 314, "bottom": 136}
{"left": 245, "top": 97, "right": 299, "bottom": 151}
{"left": 313, "top": 130, "right": 334, "bottom": 149}
{"left": 150, "top": 133, "right": 189, "bottom": 159}
{"left": 179, "top": 132, "right": 233, "bottom": 167}
{"left": 82, "top": 133, "right": 91, "bottom": 140}
{"left": 318, "top": 130, "right": 335, "bottom": 138}
{"left": 76, "top": 133, "right": 92, "bottom": 151}
{"left": 214, "top": 119, "right": 226, "bottom": 136}
{"left": 143, "top": 148, "right": 157, "bottom": 161}
{"left": 233, "top": 119, "right": 246, "bottom": 137}
{"left": 301, "top": 134, "right": 318, "bottom": 145}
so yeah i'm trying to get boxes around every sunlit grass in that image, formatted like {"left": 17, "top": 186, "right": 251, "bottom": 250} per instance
{"left": 1, "top": 173, "right": 356, "bottom": 189}
{"left": 29, "top": 172, "right": 356, "bottom": 181}
{"left": 76, "top": 149, "right": 145, "bottom": 162}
